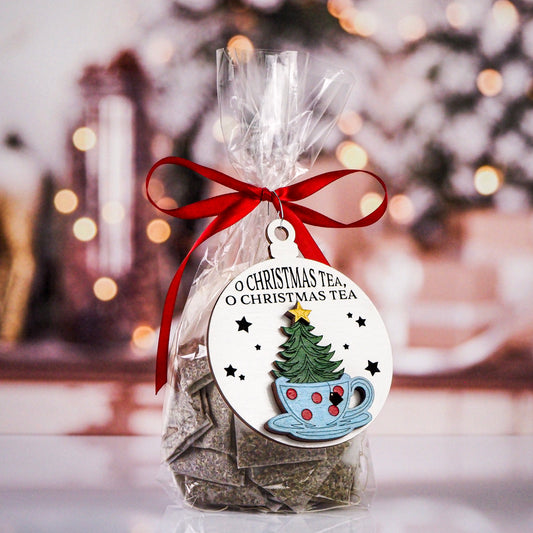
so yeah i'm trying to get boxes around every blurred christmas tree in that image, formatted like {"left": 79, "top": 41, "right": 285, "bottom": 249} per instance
{"left": 138, "top": 0, "right": 533, "bottom": 250}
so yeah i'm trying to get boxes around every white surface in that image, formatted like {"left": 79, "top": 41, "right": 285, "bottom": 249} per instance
{"left": 0, "top": 435, "right": 531, "bottom": 532}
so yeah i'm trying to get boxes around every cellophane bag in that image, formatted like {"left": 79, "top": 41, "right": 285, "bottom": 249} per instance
{"left": 160, "top": 48, "right": 375, "bottom": 512}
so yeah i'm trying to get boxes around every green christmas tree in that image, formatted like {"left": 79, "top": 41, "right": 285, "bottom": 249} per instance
{"left": 273, "top": 302, "right": 344, "bottom": 384}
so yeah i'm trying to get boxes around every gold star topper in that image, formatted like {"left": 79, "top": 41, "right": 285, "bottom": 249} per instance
{"left": 288, "top": 301, "right": 311, "bottom": 323}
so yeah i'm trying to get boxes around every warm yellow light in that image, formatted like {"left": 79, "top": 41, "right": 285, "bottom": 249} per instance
{"left": 54, "top": 189, "right": 78, "bottom": 214}
{"left": 146, "top": 178, "right": 165, "bottom": 202}
{"left": 360, "top": 192, "right": 384, "bottom": 217}
{"left": 398, "top": 15, "right": 427, "bottom": 42}
{"left": 72, "top": 127, "right": 97, "bottom": 151}
{"left": 353, "top": 10, "right": 377, "bottom": 37}
{"left": 337, "top": 110, "right": 363, "bottom": 135}
{"left": 146, "top": 36, "right": 174, "bottom": 65}
{"left": 102, "top": 201, "right": 125, "bottom": 224}
{"left": 227, "top": 35, "right": 254, "bottom": 62}
{"left": 477, "top": 69, "right": 503, "bottom": 96}
{"left": 150, "top": 133, "right": 173, "bottom": 159}
{"left": 327, "top": 0, "right": 352, "bottom": 18}
{"left": 146, "top": 219, "right": 171, "bottom": 243}
{"left": 389, "top": 194, "right": 415, "bottom": 225}
{"left": 157, "top": 196, "right": 178, "bottom": 210}
{"left": 336, "top": 141, "right": 368, "bottom": 168}
{"left": 73, "top": 217, "right": 97, "bottom": 242}
{"left": 339, "top": 7, "right": 359, "bottom": 34}
{"left": 446, "top": 2, "right": 469, "bottom": 28}
{"left": 492, "top": 1, "right": 519, "bottom": 31}
{"left": 93, "top": 277, "right": 118, "bottom": 302}
{"left": 132, "top": 325, "right": 156, "bottom": 351}
{"left": 474, "top": 165, "right": 503, "bottom": 196}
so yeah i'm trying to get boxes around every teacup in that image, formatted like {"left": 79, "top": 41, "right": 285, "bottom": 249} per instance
{"left": 273, "top": 373, "right": 374, "bottom": 428}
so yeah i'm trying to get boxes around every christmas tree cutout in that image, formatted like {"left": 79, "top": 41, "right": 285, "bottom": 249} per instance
{"left": 273, "top": 302, "right": 344, "bottom": 384}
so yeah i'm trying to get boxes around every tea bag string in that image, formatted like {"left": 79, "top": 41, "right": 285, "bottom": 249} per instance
{"left": 145, "top": 156, "right": 388, "bottom": 393}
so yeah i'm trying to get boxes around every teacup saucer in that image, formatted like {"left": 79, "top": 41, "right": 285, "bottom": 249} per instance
{"left": 266, "top": 409, "right": 371, "bottom": 441}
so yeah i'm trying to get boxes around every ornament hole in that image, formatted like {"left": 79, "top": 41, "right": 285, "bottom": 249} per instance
{"left": 274, "top": 225, "right": 289, "bottom": 241}
{"left": 349, "top": 387, "right": 366, "bottom": 408}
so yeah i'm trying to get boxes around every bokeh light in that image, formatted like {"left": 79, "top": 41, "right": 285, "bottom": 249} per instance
{"left": 150, "top": 133, "right": 173, "bottom": 159}
{"left": 146, "top": 219, "right": 171, "bottom": 243}
{"left": 474, "top": 165, "right": 503, "bottom": 195}
{"left": 102, "top": 201, "right": 125, "bottom": 224}
{"left": 54, "top": 189, "right": 78, "bottom": 214}
{"left": 327, "top": 0, "right": 352, "bottom": 18}
{"left": 72, "top": 127, "right": 97, "bottom": 151}
{"left": 398, "top": 15, "right": 427, "bottom": 42}
{"left": 73, "top": 217, "right": 97, "bottom": 242}
{"left": 132, "top": 325, "right": 156, "bottom": 351}
{"left": 227, "top": 35, "right": 254, "bottom": 61}
{"left": 146, "top": 36, "right": 174, "bottom": 65}
{"left": 338, "top": 110, "right": 363, "bottom": 135}
{"left": 352, "top": 10, "right": 378, "bottom": 37}
{"left": 339, "top": 7, "right": 359, "bottom": 34}
{"left": 446, "top": 2, "right": 469, "bottom": 28}
{"left": 336, "top": 141, "right": 368, "bottom": 168}
{"left": 93, "top": 277, "right": 118, "bottom": 302}
{"left": 360, "top": 192, "right": 384, "bottom": 217}
{"left": 156, "top": 197, "right": 179, "bottom": 210}
{"left": 389, "top": 194, "right": 415, "bottom": 224}
{"left": 477, "top": 69, "right": 503, "bottom": 96}
{"left": 492, "top": 1, "right": 519, "bottom": 31}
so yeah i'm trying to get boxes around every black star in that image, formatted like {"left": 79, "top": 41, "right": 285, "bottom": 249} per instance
{"left": 236, "top": 316, "right": 252, "bottom": 332}
{"left": 365, "top": 361, "right": 380, "bottom": 376}
{"left": 343, "top": 344, "right": 349, "bottom": 350}
{"left": 255, "top": 344, "right": 261, "bottom": 350}
{"left": 239, "top": 374, "right": 245, "bottom": 381}
{"left": 225, "top": 364, "right": 237, "bottom": 377}
{"left": 347, "top": 312, "right": 353, "bottom": 318}
{"left": 356, "top": 316, "right": 366, "bottom": 327}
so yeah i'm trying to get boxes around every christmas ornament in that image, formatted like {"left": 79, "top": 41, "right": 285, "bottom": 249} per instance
{"left": 208, "top": 219, "right": 392, "bottom": 448}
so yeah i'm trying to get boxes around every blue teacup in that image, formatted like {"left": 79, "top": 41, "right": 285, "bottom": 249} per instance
{"left": 272, "top": 373, "right": 374, "bottom": 429}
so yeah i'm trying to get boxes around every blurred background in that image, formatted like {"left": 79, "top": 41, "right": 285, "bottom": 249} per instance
{"left": 0, "top": 0, "right": 532, "bottom": 436}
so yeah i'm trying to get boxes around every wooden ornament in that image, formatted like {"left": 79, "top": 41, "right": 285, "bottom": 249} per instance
{"left": 207, "top": 220, "right": 392, "bottom": 448}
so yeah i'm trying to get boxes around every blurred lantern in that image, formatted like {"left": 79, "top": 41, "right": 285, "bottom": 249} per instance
{"left": 62, "top": 51, "right": 160, "bottom": 345}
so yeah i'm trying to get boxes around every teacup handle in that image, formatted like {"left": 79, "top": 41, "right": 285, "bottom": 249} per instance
{"left": 346, "top": 376, "right": 374, "bottom": 415}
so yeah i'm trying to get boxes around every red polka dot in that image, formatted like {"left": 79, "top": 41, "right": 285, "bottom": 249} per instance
{"left": 286, "top": 388, "right": 297, "bottom": 400}
{"left": 328, "top": 405, "right": 340, "bottom": 416}
{"left": 333, "top": 385, "right": 344, "bottom": 396}
{"left": 311, "top": 392, "right": 322, "bottom": 404}
{"left": 301, "top": 409, "right": 313, "bottom": 420}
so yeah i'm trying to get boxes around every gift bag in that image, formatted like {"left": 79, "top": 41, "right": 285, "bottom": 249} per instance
{"left": 147, "top": 48, "right": 392, "bottom": 513}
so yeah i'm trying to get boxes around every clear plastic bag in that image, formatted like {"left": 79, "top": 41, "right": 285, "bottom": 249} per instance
{"left": 160, "top": 48, "right": 375, "bottom": 512}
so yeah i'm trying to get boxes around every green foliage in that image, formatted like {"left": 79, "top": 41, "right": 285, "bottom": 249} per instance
{"left": 273, "top": 318, "right": 344, "bottom": 383}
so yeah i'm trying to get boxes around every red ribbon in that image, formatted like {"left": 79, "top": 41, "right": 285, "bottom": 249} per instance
{"left": 146, "top": 156, "right": 388, "bottom": 393}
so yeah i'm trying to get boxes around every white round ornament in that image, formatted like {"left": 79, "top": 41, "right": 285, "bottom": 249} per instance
{"left": 207, "top": 220, "right": 392, "bottom": 448}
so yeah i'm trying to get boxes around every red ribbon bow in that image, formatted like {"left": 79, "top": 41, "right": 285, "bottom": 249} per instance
{"left": 146, "top": 156, "right": 388, "bottom": 393}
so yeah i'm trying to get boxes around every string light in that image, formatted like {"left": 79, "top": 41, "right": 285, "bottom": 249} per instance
{"left": 477, "top": 69, "right": 503, "bottom": 96}
{"left": 389, "top": 194, "right": 415, "bottom": 224}
{"left": 146, "top": 36, "right": 174, "bottom": 65}
{"left": 72, "top": 127, "right": 96, "bottom": 151}
{"left": 398, "top": 15, "right": 427, "bottom": 42}
{"left": 146, "top": 219, "right": 171, "bottom": 243}
{"left": 474, "top": 165, "right": 503, "bottom": 195}
{"left": 102, "top": 201, "right": 125, "bottom": 224}
{"left": 351, "top": 10, "right": 377, "bottom": 37}
{"left": 157, "top": 197, "right": 178, "bottom": 210}
{"left": 492, "top": 1, "right": 519, "bottom": 31}
{"left": 360, "top": 192, "right": 383, "bottom": 217}
{"left": 339, "top": 7, "right": 359, "bottom": 34}
{"left": 336, "top": 141, "right": 368, "bottom": 168}
{"left": 327, "top": 0, "right": 352, "bottom": 18}
{"left": 93, "top": 277, "right": 118, "bottom": 301}
{"left": 446, "top": 2, "right": 469, "bottom": 29}
{"left": 132, "top": 325, "right": 156, "bottom": 351}
{"left": 54, "top": 189, "right": 78, "bottom": 214}
{"left": 73, "top": 217, "right": 97, "bottom": 242}
{"left": 337, "top": 110, "right": 363, "bottom": 135}
{"left": 227, "top": 35, "right": 254, "bottom": 62}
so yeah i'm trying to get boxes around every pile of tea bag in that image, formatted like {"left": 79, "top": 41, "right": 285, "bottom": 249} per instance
{"left": 162, "top": 344, "right": 373, "bottom": 513}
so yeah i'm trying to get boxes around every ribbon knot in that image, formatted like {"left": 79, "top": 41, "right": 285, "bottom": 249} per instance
{"left": 146, "top": 156, "right": 388, "bottom": 393}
